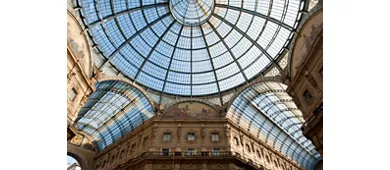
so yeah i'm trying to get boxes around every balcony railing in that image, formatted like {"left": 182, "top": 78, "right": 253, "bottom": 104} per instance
{"left": 113, "top": 151, "right": 266, "bottom": 170}
{"left": 148, "top": 151, "right": 234, "bottom": 157}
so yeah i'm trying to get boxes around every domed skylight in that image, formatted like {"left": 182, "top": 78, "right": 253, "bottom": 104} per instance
{"left": 77, "top": 0, "right": 306, "bottom": 96}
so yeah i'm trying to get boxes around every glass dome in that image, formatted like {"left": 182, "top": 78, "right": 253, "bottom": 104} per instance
{"left": 77, "top": 0, "right": 306, "bottom": 96}
{"left": 169, "top": 0, "right": 215, "bottom": 26}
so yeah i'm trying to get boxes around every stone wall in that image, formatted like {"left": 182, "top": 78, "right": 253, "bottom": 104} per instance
{"left": 92, "top": 114, "right": 302, "bottom": 170}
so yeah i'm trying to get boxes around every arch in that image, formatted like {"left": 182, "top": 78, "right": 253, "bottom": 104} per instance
{"left": 287, "top": 4, "right": 323, "bottom": 80}
{"left": 226, "top": 81, "right": 321, "bottom": 170}
{"left": 97, "top": 76, "right": 158, "bottom": 111}
{"left": 67, "top": 149, "right": 92, "bottom": 170}
{"left": 163, "top": 98, "right": 222, "bottom": 113}
{"left": 161, "top": 100, "right": 221, "bottom": 119}
{"left": 74, "top": 80, "right": 157, "bottom": 151}
{"left": 67, "top": 10, "right": 93, "bottom": 78}
{"left": 225, "top": 76, "right": 284, "bottom": 109}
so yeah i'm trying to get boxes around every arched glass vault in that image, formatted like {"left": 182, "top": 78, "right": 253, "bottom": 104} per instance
{"left": 76, "top": 0, "right": 307, "bottom": 96}
{"left": 227, "top": 81, "right": 321, "bottom": 170}
{"left": 74, "top": 80, "right": 155, "bottom": 150}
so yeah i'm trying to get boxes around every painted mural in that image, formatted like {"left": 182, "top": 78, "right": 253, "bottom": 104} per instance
{"left": 67, "top": 12, "right": 91, "bottom": 77}
{"left": 162, "top": 102, "right": 220, "bottom": 119}
{"left": 291, "top": 10, "right": 323, "bottom": 79}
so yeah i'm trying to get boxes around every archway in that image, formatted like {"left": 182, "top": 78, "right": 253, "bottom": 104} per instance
{"left": 67, "top": 153, "right": 82, "bottom": 170}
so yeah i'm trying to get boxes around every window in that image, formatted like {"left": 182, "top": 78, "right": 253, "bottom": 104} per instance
{"left": 246, "top": 144, "right": 251, "bottom": 153}
{"left": 256, "top": 150, "right": 261, "bottom": 158}
{"left": 187, "top": 148, "right": 196, "bottom": 156}
{"left": 234, "top": 137, "right": 239, "bottom": 146}
{"left": 201, "top": 151, "right": 209, "bottom": 156}
{"left": 162, "top": 149, "right": 169, "bottom": 156}
{"left": 211, "top": 133, "right": 219, "bottom": 142}
{"left": 111, "top": 155, "right": 115, "bottom": 163}
{"left": 274, "top": 160, "right": 279, "bottom": 168}
{"left": 303, "top": 89, "right": 313, "bottom": 102}
{"left": 187, "top": 133, "right": 195, "bottom": 141}
{"left": 163, "top": 133, "right": 171, "bottom": 142}
{"left": 120, "top": 150, "right": 124, "bottom": 158}
{"left": 143, "top": 137, "right": 148, "bottom": 146}
{"left": 131, "top": 144, "right": 136, "bottom": 152}
{"left": 68, "top": 88, "right": 78, "bottom": 101}
{"left": 212, "top": 148, "right": 220, "bottom": 156}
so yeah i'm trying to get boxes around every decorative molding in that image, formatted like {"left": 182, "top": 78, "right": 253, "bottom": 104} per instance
{"left": 155, "top": 164, "right": 172, "bottom": 170}
{"left": 225, "top": 76, "right": 284, "bottom": 109}
{"left": 163, "top": 98, "right": 222, "bottom": 113}
{"left": 210, "top": 164, "right": 227, "bottom": 170}
{"left": 183, "top": 163, "right": 199, "bottom": 170}
{"left": 287, "top": 4, "right": 323, "bottom": 80}
{"left": 160, "top": 129, "right": 174, "bottom": 144}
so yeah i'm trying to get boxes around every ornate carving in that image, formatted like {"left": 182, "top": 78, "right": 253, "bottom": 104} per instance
{"left": 70, "top": 134, "right": 83, "bottom": 146}
{"left": 304, "top": 70, "right": 317, "bottom": 87}
{"left": 151, "top": 125, "right": 158, "bottom": 141}
{"left": 239, "top": 134, "right": 244, "bottom": 146}
{"left": 92, "top": 65, "right": 102, "bottom": 80}
{"left": 224, "top": 125, "right": 231, "bottom": 138}
{"left": 155, "top": 164, "right": 172, "bottom": 170}
{"left": 183, "top": 163, "right": 199, "bottom": 170}
{"left": 162, "top": 101, "right": 220, "bottom": 119}
{"left": 80, "top": 95, "right": 89, "bottom": 105}
{"left": 210, "top": 164, "right": 226, "bottom": 170}
{"left": 177, "top": 126, "right": 181, "bottom": 137}
{"left": 200, "top": 124, "right": 205, "bottom": 139}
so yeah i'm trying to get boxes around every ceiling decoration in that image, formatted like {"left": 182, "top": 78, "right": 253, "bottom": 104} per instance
{"left": 74, "top": 80, "right": 155, "bottom": 150}
{"left": 76, "top": 0, "right": 306, "bottom": 96}
{"left": 227, "top": 81, "right": 321, "bottom": 170}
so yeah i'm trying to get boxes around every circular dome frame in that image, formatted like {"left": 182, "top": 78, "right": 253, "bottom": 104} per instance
{"left": 169, "top": 0, "right": 216, "bottom": 26}
{"left": 76, "top": 0, "right": 308, "bottom": 97}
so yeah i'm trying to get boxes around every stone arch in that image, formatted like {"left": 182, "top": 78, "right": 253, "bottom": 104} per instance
{"left": 163, "top": 98, "right": 222, "bottom": 113}
{"left": 287, "top": 4, "right": 323, "bottom": 80}
{"left": 67, "top": 146, "right": 93, "bottom": 170}
{"left": 67, "top": 10, "right": 93, "bottom": 78}
{"left": 161, "top": 100, "right": 222, "bottom": 119}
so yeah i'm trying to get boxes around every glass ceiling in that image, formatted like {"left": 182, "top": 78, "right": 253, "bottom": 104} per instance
{"left": 227, "top": 81, "right": 321, "bottom": 170}
{"left": 77, "top": 0, "right": 306, "bottom": 96}
{"left": 74, "top": 80, "right": 155, "bottom": 150}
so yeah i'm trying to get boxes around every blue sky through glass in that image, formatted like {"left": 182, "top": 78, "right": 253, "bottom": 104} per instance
{"left": 67, "top": 155, "right": 78, "bottom": 165}
{"left": 78, "top": 0, "right": 305, "bottom": 96}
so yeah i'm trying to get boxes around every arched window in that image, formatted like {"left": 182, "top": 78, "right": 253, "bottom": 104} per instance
{"left": 246, "top": 144, "right": 251, "bottom": 153}
{"left": 233, "top": 137, "right": 239, "bottom": 146}
{"left": 120, "top": 150, "right": 125, "bottom": 159}
{"left": 256, "top": 150, "right": 261, "bottom": 158}
{"left": 102, "top": 160, "right": 106, "bottom": 168}
{"left": 143, "top": 137, "right": 149, "bottom": 146}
